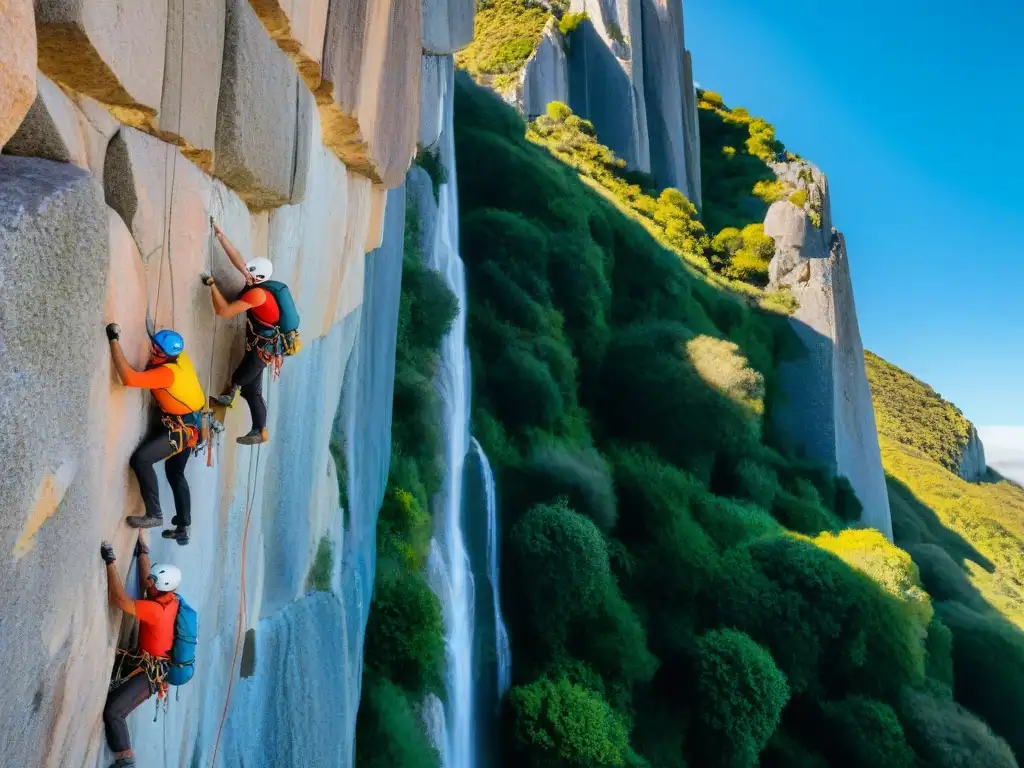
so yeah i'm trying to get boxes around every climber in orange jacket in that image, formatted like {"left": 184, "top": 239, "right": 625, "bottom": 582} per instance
{"left": 106, "top": 323, "right": 205, "bottom": 544}
{"left": 203, "top": 221, "right": 301, "bottom": 446}
{"left": 100, "top": 532, "right": 181, "bottom": 768}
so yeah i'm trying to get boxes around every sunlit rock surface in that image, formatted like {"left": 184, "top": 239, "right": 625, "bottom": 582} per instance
{"left": 766, "top": 165, "right": 892, "bottom": 539}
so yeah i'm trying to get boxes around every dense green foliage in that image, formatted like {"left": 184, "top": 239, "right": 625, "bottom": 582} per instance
{"left": 355, "top": 192, "right": 458, "bottom": 766}
{"left": 453, "top": 74, "right": 971, "bottom": 767}
{"left": 868, "top": 350, "right": 1024, "bottom": 763}
{"left": 866, "top": 350, "right": 976, "bottom": 473}
{"left": 456, "top": 0, "right": 551, "bottom": 93}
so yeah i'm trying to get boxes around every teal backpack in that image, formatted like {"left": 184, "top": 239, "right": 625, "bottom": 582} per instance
{"left": 166, "top": 594, "right": 198, "bottom": 686}
{"left": 255, "top": 280, "right": 300, "bottom": 334}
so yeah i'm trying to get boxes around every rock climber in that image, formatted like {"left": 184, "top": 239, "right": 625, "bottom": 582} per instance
{"left": 100, "top": 533, "right": 181, "bottom": 768}
{"left": 203, "top": 221, "right": 301, "bottom": 446}
{"left": 106, "top": 322, "right": 205, "bottom": 544}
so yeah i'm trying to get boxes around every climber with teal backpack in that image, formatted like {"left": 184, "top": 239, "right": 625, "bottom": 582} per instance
{"left": 202, "top": 219, "right": 302, "bottom": 445}
{"left": 100, "top": 531, "right": 198, "bottom": 768}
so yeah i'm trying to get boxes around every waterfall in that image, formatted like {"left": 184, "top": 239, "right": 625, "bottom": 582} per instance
{"left": 472, "top": 438, "right": 512, "bottom": 699}
{"left": 426, "top": 64, "right": 476, "bottom": 768}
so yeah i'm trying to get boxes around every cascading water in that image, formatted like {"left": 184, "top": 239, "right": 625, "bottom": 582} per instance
{"left": 472, "top": 437, "right": 512, "bottom": 699}
{"left": 426, "top": 64, "right": 476, "bottom": 768}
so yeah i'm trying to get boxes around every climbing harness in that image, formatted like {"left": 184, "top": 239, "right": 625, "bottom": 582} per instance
{"left": 247, "top": 320, "right": 286, "bottom": 380}
{"left": 110, "top": 648, "right": 171, "bottom": 722}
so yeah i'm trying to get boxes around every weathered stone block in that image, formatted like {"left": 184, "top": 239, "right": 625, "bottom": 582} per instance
{"left": 157, "top": 0, "right": 226, "bottom": 171}
{"left": 214, "top": 0, "right": 311, "bottom": 210}
{"left": 248, "top": 0, "right": 329, "bottom": 89}
{"left": 517, "top": 19, "right": 568, "bottom": 120}
{"left": 35, "top": 0, "right": 167, "bottom": 127}
{"left": 0, "top": 156, "right": 108, "bottom": 766}
{"left": 320, "top": 0, "right": 421, "bottom": 187}
{"left": 0, "top": 0, "right": 36, "bottom": 148}
{"left": 422, "top": 0, "right": 475, "bottom": 54}
{"left": 5, "top": 73, "right": 89, "bottom": 167}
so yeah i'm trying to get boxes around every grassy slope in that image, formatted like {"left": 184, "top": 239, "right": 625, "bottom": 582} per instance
{"left": 868, "top": 351, "right": 1024, "bottom": 762}
{"left": 454, "top": 73, "right": 1014, "bottom": 768}
{"left": 455, "top": 0, "right": 551, "bottom": 94}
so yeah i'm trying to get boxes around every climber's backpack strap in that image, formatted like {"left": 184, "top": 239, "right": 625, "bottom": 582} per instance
{"left": 166, "top": 594, "right": 198, "bottom": 687}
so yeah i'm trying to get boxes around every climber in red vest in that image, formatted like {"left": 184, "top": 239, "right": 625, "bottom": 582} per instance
{"left": 107, "top": 322, "right": 205, "bottom": 544}
{"left": 203, "top": 221, "right": 302, "bottom": 446}
{"left": 100, "top": 532, "right": 181, "bottom": 768}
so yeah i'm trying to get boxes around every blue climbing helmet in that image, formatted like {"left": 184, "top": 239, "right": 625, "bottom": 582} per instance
{"left": 151, "top": 329, "right": 185, "bottom": 358}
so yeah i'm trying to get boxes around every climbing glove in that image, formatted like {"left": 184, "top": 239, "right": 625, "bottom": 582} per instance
{"left": 100, "top": 541, "right": 116, "bottom": 565}
{"left": 105, "top": 323, "right": 121, "bottom": 342}
{"left": 134, "top": 539, "right": 149, "bottom": 557}
{"left": 200, "top": 272, "right": 215, "bottom": 287}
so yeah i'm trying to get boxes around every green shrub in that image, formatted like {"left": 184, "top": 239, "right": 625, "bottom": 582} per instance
{"left": 938, "top": 601, "right": 1024, "bottom": 758}
{"left": 515, "top": 445, "right": 618, "bottom": 532}
{"left": 509, "top": 676, "right": 631, "bottom": 766}
{"left": 897, "top": 686, "right": 1018, "bottom": 768}
{"left": 600, "top": 323, "right": 763, "bottom": 475}
{"left": 700, "top": 90, "right": 726, "bottom": 108}
{"left": 730, "top": 457, "right": 781, "bottom": 508}
{"left": 489, "top": 342, "right": 566, "bottom": 430}
{"left": 752, "top": 179, "right": 788, "bottom": 203}
{"left": 507, "top": 500, "right": 613, "bottom": 646}
{"left": 456, "top": 0, "right": 550, "bottom": 92}
{"left": 924, "top": 613, "right": 954, "bottom": 687}
{"left": 690, "top": 629, "right": 790, "bottom": 768}
{"left": 355, "top": 676, "right": 440, "bottom": 768}
{"left": 788, "top": 189, "right": 808, "bottom": 208}
{"left": 364, "top": 565, "right": 444, "bottom": 693}
{"left": 690, "top": 492, "right": 781, "bottom": 550}
{"left": 306, "top": 536, "right": 333, "bottom": 592}
{"left": 413, "top": 146, "right": 447, "bottom": 202}
{"left": 819, "top": 696, "right": 915, "bottom": 768}
{"left": 769, "top": 491, "right": 837, "bottom": 535}
{"left": 378, "top": 487, "right": 432, "bottom": 569}
{"left": 760, "top": 732, "right": 829, "bottom": 768}
{"left": 547, "top": 100, "right": 572, "bottom": 122}
{"left": 558, "top": 11, "right": 587, "bottom": 36}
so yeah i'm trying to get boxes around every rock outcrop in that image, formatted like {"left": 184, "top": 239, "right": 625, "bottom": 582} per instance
{"left": 0, "top": 0, "right": 37, "bottom": 148}
{"left": 567, "top": 0, "right": 651, "bottom": 173}
{"left": 423, "top": 0, "right": 475, "bottom": 54}
{"left": 516, "top": 18, "right": 569, "bottom": 119}
{"left": 957, "top": 425, "right": 987, "bottom": 482}
{"left": 639, "top": 0, "right": 700, "bottom": 202}
{"left": 766, "top": 163, "right": 892, "bottom": 539}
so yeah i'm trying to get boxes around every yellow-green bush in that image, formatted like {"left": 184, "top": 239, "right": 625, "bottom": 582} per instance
{"left": 788, "top": 188, "right": 808, "bottom": 207}
{"left": 753, "top": 178, "right": 788, "bottom": 203}
{"left": 456, "top": 0, "right": 551, "bottom": 92}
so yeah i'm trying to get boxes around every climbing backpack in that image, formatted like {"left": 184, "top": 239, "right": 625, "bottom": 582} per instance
{"left": 259, "top": 280, "right": 300, "bottom": 334}
{"left": 166, "top": 593, "right": 198, "bottom": 686}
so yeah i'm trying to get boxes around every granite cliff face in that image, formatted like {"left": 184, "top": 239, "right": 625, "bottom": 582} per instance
{"left": 764, "top": 161, "right": 893, "bottom": 539}
{"left": 0, "top": 1, "right": 467, "bottom": 765}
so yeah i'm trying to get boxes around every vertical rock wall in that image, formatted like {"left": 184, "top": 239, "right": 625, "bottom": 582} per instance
{"left": 0, "top": 1, "right": 434, "bottom": 765}
{"left": 567, "top": 0, "right": 650, "bottom": 173}
{"left": 765, "top": 164, "right": 893, "bottom": 539}
{"left": 516, "top": 18, "right": 569, "bottom": 120}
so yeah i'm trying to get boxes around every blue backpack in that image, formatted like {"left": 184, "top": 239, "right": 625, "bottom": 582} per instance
{"left": 166, "top": 594, "right": 198, "bottom": 686}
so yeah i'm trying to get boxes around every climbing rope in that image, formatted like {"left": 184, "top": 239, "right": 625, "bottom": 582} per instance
{"left": 209, "top": 375, "right": 271, "bottom": 766}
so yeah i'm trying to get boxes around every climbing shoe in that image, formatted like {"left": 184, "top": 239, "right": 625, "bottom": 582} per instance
{"left": 109, "top": 757, "right": 135, "bottom": 768}
{"left": 126, "top": 514, "right": 164, "bottom": 529}
{"left": 162, "top": 527, "right": 190, "bottom": 546}
{"left": 236, "top": 428, "right": 269, "bottom": 446}
{"left": 211, "top": 388, "right": 238, "bottom": 408}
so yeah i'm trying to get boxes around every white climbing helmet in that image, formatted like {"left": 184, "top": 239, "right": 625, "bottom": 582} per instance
{"left": 245, "top": 257, "right": 274, "bottom": 284}
{"left": 149, "top": 563, "right": 182, "bottom": 592}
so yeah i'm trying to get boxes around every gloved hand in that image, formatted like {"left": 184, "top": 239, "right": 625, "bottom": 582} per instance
{"left": 105, "top": 323, "right": 121, "bottom": 342}
{"left": 135, "top": 532, "right": 149, "bottom": 557}
{"left": 200, "top": 272, "right": 215, "bottom": 287}
{"left": 100, "top": 541, "right": 116, "bottom": 565}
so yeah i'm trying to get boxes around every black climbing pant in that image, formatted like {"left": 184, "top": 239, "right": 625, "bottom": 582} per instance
{"left": 103, "top": 671, "right": 153, "bottom": 753}
{"left": 129, "top": 423, "right": 191, "bottom": 525}
{"left": 232, "top": 346, "right": 268, "bottom": 431}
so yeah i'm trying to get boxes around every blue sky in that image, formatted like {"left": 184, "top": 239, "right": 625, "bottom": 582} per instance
{"left": 685, "top": 0, "right": 1024, "bottom": 427}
